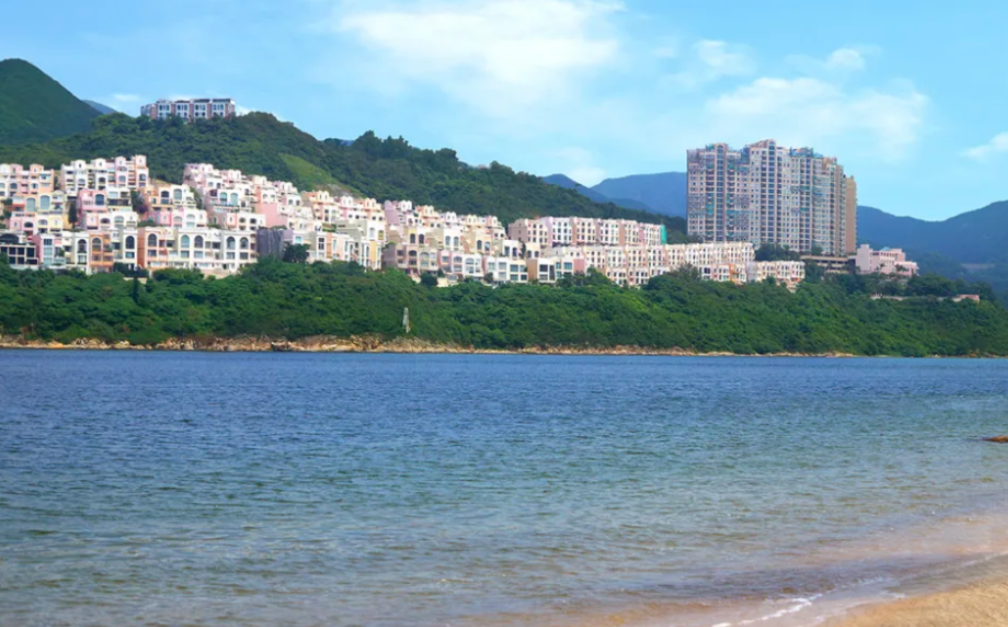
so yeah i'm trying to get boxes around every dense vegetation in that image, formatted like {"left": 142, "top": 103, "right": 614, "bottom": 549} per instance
{"left": 2, "top": 256, "right": 1005, "bottom": 357}
{"left": 0, "top": 59, "right": 101, "bottom": 144}
{"left": 0, "top": 113, "right": 687, "bottom": 237}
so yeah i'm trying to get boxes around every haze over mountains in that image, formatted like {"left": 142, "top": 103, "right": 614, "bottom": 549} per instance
{"left": 544, "top": 172, "right": 687, "bottom": 218}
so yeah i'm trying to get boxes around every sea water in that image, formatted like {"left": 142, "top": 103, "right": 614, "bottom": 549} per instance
{"left": 2, "top": 352, "right": 1007, "bottom": 627}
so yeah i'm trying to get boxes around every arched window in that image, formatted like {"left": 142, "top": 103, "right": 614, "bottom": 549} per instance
{"left": 181, "top": 235, "right": 191, "bottom": 248}
{"left": 173, "top": 189, "right": 183, "bottom": 202}
{"left": 125, "top": 236, "right": 135, "bottom": 249}
{"left": 114, "top": 217, "right": 124, "bottom": 228}
{"left": 100, "top": 218, "right": 111, "bottom": 226}
{"left": 410, "top": 234, "right": 416, "bottom": 244}
{"left": 91, "top": 237, "right": 101, "bottom": 250}
{"left": 240, "top": 237, "right": 249, "bottom": 250}
{"left": 78, "top": 240, "right": 87, "bottom": 253}
{"left": 230, "top": 192, "right": 239, "bottom": 206}
{"left": 418, "top": 234, "right": 425, "bottom": 245}
{"left": 226, "top": 237, "right": 236, "bottom": 250}
{"left": 25, "top": 198, "right": 36, "bottom": 211}
{"left": 147, "top": 233, "right": 157, "bottom": 248}
{"left": 95, "top": 194, "right": 106, "bottom": 207}
{"left": 194, "top": 235, "right": 204, "bottom": 248}
{"left": 40, "top": 195, "right": 51, "bottom": 210}
{"left": 161, "top": 191, "right": 171, "bottom": 203}
{"left": 476, "top": 240, "right": 483, "bottom": 251}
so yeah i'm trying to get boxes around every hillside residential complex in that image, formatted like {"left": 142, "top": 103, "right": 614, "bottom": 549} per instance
{"left": 140, "top": 98, "right": 237, "bottom": 122}
{"left": 0, "top": 156, "right": 806, "bottom": 288}
{"left": 687, "top": 140, "right": 857, "bottom": 256}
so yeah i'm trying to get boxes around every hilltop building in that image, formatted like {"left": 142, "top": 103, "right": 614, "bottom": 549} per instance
{"left": 141, "top": 98, "right": 236, "bottom": 122}
{"left": 854, "top": 245, "right": 918, "bottom": 277}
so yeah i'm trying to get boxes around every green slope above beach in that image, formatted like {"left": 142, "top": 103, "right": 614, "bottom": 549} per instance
{"left": 2, "top": 257, "right": 1006, "bottom": 356}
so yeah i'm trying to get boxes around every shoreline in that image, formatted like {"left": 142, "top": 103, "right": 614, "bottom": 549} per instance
{"left": 822, "top": 567, "right": 1008, "bottom": 627}
{"left": 0, "top": 334, "right": 858, "bottom": 356}
{"left": 0, "top": 335, "right": 996, "bottom": 358}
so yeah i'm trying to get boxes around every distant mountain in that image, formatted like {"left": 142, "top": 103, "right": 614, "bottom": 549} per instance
{"left": 543, "top": 174, "right": 673, "bottom": 215}
{"left": 543, "top": 174, "right": 611, "bottom": 204}
{"left": 0, "top": 58, "right": 101, "bottom": 144}
{"left": 592, "top": 172, "right": 688, "bottom": 218}
{"left": 858, "top": 202, "right": 1008, "bottom": 265}
{"left": 84, "top": 100, "right": 116, "bottom": 115}
{"left": 858, "top": 202, "right": 1008, "bottom": 302}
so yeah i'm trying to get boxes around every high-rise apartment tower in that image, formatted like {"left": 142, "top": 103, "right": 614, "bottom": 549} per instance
{"left": 687, "top": 140, "right": 855, "bottom": 255}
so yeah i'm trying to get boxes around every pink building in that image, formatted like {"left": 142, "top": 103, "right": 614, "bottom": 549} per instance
{"left": 0, "top": 164, "right": 54, "bottom": 199}
{"left": 141, "top": 98, "right": 236, "bottom": 122}
{"left": 854, "top": 245, "right": 919, "bottom": 277}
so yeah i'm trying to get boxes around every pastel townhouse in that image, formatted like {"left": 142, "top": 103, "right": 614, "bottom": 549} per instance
{"left": 301, "top": 231, "right": 362, "bottom": 265}
{"left": 61, "top": 156, "right": 148, "bottom": 196}
{"left": 31, "top": 232, "right": 68, "bottom": 269}
{"left": 508, "top": 219, "right": 551, "bottom": 248}
{"left": 0, "top": 164, "right": 55, "bottom": 200}
{"left": 139, "top": 227, "right": 257, "bottom": 275}
{"left": 142, "top": 185, "right": 202, "bottom": 229}
{"left": 527, "top": 248, "right": 588, "bottom": 284}
{"left": 76, "top": 188, "right": 136, "bottom": 230}
{"left": 484, "top": 256, "right": 529, "bottom": 284}
{"left": 255, "top": 186, "right": 319, "bottom": 232}
{"left": 597, "top": 220, "right": 622, "bottom": 247}
{"left": 746, "top": 261, "right": 805, "bottom": 287}
{"left": 7, "top": 210, "right": 68, "bottom": 236}
{"left": 571, "top": 217, "right": 598, "bottom": 246}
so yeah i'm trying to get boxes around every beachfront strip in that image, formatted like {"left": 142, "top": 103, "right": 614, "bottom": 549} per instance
{"left": 5, "top": 155, "right": 928, "bottom": 289}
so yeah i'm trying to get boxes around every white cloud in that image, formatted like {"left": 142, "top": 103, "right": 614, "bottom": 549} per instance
{"left": 112, "top": 93, "right": 141, "bottom": 103}
{"left": 666, "top": 39, "right": 755, "bottom": 89}
{"left": 786, "top": 46, "right": 879, "bottom": 77}
{"left": 824, "top": 48, "right": 866, "bottom": 71}
{"left": 703, "top": 76, "right": 928, "bottom": 161}
{"left": 551, "top": 147, "right": 607, "bottom": 186}
{"left": 568, "top": 166, "right": 607, "bottom": 187}
{"left": 328, "top": 0, "right": 623, "bottom": 118}
{"left": 962, "top": 133, "right": 1008, "bottom": 161}
{"left": 696, "top": 40, "right": 755, "bottom": 76}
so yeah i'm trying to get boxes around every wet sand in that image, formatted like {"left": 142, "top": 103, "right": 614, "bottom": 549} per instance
{"left": 825, "top": 577, "right": 1008, "bottom": 627}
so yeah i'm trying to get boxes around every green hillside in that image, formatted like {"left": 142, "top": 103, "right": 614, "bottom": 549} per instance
{"left": 0, "top": 59, "right": 101, "bottom": 144}
{"left": 0, "top": 113, "right": 687, "bottom": 236}
{"left": 1, "top": 257, "right": 1004, "bottom": 357}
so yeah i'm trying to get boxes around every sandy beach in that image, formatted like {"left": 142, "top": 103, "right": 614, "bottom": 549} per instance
{"left": 825, "top": 577, "right": 1008, "bottom": 627}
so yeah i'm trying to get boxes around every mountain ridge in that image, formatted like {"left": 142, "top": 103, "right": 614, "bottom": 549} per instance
{"left": 0, "top": 58, "right": 101, "bottom": 144}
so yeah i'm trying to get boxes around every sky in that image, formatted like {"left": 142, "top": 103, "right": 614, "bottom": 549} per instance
{"left": 2, "top": 0, "right": 1007, "bottom": 220}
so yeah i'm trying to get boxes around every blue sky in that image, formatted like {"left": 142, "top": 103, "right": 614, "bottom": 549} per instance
{"left": 3, "top": 0, "right": 1007, "bottom": 220}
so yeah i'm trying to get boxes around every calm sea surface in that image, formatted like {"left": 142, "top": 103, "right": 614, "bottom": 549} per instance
{"left": 2, "top": 353, "right": 1008, "bottom": 627}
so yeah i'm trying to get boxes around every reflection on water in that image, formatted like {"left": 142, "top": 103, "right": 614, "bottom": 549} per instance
{"left": 1, "top": 353, "right": 1007, "bottom": 627}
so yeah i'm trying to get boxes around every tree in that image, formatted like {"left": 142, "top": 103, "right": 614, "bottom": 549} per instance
{"left": 282, "top": 244, "right": 310, "bottom": 264}
{"left": 756, "top": 244, "right": 801, "bottom": 262}
{"left": 67, "top": 198, "right": 79, "bottom": 228}
{"left": 130, "top": 190, "right": 149, "bottom": 214}
{"left": 484, "top": 272, "right": 495, "bottom": 284}
{"left": 420, "top": 273, "right": 438, "bottom": 288}
{"left": 804, "top": 261, "right": 825, "bottom": 284}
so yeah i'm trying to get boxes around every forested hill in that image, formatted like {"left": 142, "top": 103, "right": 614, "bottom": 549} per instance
{"left": 0, "top": 113, "right": 687, "bottom": 235}
{"left": 0, "top": 258, "right": 1005, "bottom": 357}
{"left": 0, "top": 59, "right": 101, "bottom": 144}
